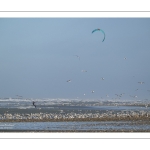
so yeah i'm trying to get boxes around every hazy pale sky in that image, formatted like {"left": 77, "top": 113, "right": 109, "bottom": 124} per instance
{"left": 0, "top": 18, "right": 150, "bottom": 100}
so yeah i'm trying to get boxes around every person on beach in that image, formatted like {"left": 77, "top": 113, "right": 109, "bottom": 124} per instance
{"left": 32, "top": 101, "right": 36, "bottom": 108}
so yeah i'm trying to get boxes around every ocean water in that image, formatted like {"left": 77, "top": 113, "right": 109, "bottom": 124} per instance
{"left": 0, "top": 121, "right": 150, "bottom": 132}
{"left": 0, "top": 98, "right": 150, "bottom": 132}
{"left": 0, "top": 98, "right": 149, "bottom": 111}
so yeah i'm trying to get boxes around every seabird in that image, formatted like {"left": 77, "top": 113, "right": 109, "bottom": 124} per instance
{"left": 74, "top": 55, "right": 80, "bottom": 60}
{"left": 130, "top": 95, "right": 138, "bottom": 98}
{"left": 138, "top": 82, "right": 145, "bottom": 84}
{"left": 106, "top": 94, "right": 109, "bottom": 97}
{"left": 81, "top": 70, "right": 87, "bottom": 72}
{"left": 67, "top": 80, "right": 71, "bottom": 82}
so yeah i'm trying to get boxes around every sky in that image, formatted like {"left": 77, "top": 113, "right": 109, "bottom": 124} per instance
{"left": 0, "top": 18, "right": 150, "bottom": 100}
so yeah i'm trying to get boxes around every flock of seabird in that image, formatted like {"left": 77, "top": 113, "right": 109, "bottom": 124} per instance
{"left": 65, "top": 55, "right": 147, "bottom": 103}
{"left": 31, "top": 54, "right": 148, "bottom": 108}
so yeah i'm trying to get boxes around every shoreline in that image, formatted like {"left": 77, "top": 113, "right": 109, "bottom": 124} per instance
{"left": 0, "top": 130, "right": 150, "bottom": 132}
{"left": 0, "top": 116, "right": 150, "bottom": 122}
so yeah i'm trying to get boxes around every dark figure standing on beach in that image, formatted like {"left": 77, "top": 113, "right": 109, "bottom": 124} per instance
{"left": 32, "top": 101, "right": 36, "bottom": 108}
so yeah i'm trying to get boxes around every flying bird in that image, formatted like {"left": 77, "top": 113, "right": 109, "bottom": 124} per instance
{"left": 130, "top": 95, "right": 138, "bottom": 98}
{"left": 81, "top": 70, "right": 87, "bottom": 72}
{"left": 67, "top": 80, "right": 71, "bottom": 82}
{"left": 74, "top": 55, "right": 80, "bottom": 60}
{"left": 106, "top": 94, "right": 109, "bottom": 97}
{"left": 138, "top": 82, "right": 145, "bottom": 84}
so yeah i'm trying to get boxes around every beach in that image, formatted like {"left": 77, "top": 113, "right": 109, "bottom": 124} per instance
{"left": 0, "top": 98, "right": 150, "bottom": 132}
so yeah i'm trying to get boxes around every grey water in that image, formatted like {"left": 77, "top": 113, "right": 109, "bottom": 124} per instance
{"left": 0, "top": 121, "right": 150, "bottom": 132}
{"left": 0, "top": 98, "right": 149, "bottom": 111}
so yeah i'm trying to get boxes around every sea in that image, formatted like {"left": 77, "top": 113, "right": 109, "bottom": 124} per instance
{"left": 0, "top": 98, "right": 150, "bottom": 132}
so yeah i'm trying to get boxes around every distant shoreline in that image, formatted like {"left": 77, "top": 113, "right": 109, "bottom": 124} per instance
{"left": 0, "top": 116, "right": 150, "bottom": 122}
